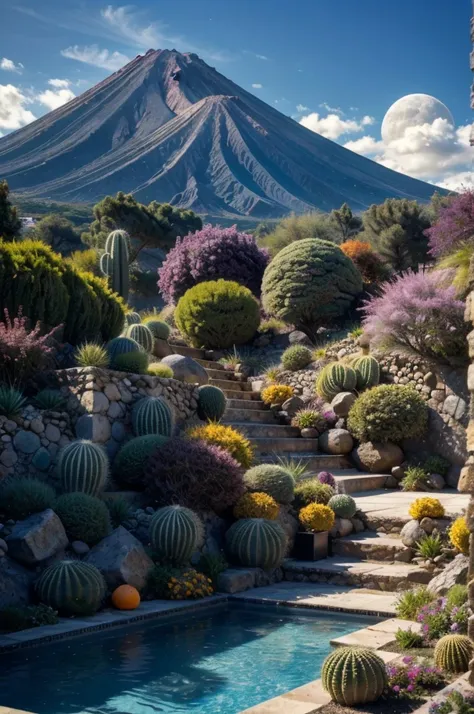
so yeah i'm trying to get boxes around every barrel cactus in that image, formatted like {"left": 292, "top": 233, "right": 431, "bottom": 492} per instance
{"left": 353, "top": 356, "right": 380, "bottom": 390}
{"left": 142, "top": 318, "right": 171, "bottom": 341}
{"left": 197, "top": 385, "right": 227, "bottom": 422}
{"left": 149, "top": 505, "right": 203, "bottom": 565}
{"left": 58, "top": 440, "right": 108, "bottom": 496}
{"left": 125, "top": 311, "right": 141, "bottom": 326}
{"left": 113, "top": 350, "right": 149, "bottom": 374}
{"left": 100, "top": 229, "right": 130, "bottom": 302}
{"left": 132, "top": 396, "right": 174, "bottom": 437}
{"left": 225, "top": 518, "right": 287, "bottom": 569}
{"left": 36, "top": 560, "right": 106, "bottom": 616}
{"left": 125, "top": 324, "right": 154, "bottom": 353}
{"left": 434, "top": 635, "right": 473, "bottom": 673}
{"left": 322, "top": 646, "right": 387, "bottom": 706}
{"left": 328, "top": 494, "right": 357, "bottom": 519}
{"left": 106, "top": 336, "right": 142, "bottom": 366}
{"left": 316, "top": 362, "right": 357, "bottom": 400}
{"left": 113, "top": 434, "right": 168, "bottom": 487}
{"left": 243, "top": 464, "right": 294, "bottom": 504}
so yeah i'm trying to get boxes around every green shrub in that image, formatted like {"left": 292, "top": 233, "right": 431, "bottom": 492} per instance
{"left": 196, "top": 552, "right": 228, "bottom": 589}
{"left": 142, "top": 318, "right": 171, "bottom": 340}
{"left": 101, "top": 494, "right": 130, "bottom": 529}
{"left": 328, "top": 494, "right": 357, "bottom": 519}
{"left": 0, "top": 604, "right": 59, "bottom": 633}
{"left": 347, "top": 384, "right": 429, "bottom": 443}
{"left": 395, "top": 587, "right": 435, "bottom": 620}
{"left": 316, "top": 362, "right": 357, "bottom": 400}
{"left": 394, "top": 628, "right": 424, "bottom": 650}
{"left": 113, "top": 350, "right": 149, "bottom": 374}
{"left": 446, "top": 584, "right": 468, "bottom": 609}
{"left": 0, "top": 477, "right": 55, "bottom": 520}
{"left": 113, "top": 435, "right": 169, "bottom": 488}
{"left": 75, "top": 342, "right": 109, "bottom": 368}
{"left": 147, "top": 564, "right": 181, "bottom": 598}
{"left": 147, "top": 362, "right": 174, "bottom": 378}
{"left": 0, "top": 386, "right": 26, "bottom": 417}
{"left": 32, "top": 389, "right": 65, "bottom": 410}
{"left": 83, "top": 272, "right": 126, "bottom": 342}
{"left": 261, "top": 239, "right": 362, "bottom": 340}
{"left": 36, "top": 560, "right": 106, "bottom": 616}
{"left": 424, "top": 454, "right": 450, "bottom": 477}
{"left": 244, "top": 464, "right": 295, "bottom": 504}
{"left": 175, "top": 279, "right": 260, "bottom": 349}
{"left": 416, "top": 534, "right": 443, "bottom": 560}
{"left": 54, "top": 493, "right": 111, "bottom": 545}
{"left": 294, "top": 479, "right": 335, "bottom": 509}
{"left": 281, "top": 345, "right": 313, "bottom": 371}
{"left": 291, "top": 409, "right": 326, "bottom": 431}
{"left": 401, "top": 466, "right": 430, "bottom": 492}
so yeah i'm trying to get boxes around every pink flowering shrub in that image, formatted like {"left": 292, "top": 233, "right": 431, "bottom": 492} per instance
{"left": 417, "top": 597, "right": 468, "bottom": 641}
{"left": 158, "top": 224, "right": 269, "bottom": 303}
{"left": 426, "top": 190, "right": 474, "bottom": 257}
{"left": 0, "top": 309, "right": 59, "bottom": 384}
{"left": 387, "top": 656, "right": 444, "bottom": 697}
{"left": 362, "top": 269, "right": 467, "bottom": 363}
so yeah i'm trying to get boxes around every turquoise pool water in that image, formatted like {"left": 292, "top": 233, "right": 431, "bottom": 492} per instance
{"left": 0, "top": 603, "right": 377, "bottom": 714}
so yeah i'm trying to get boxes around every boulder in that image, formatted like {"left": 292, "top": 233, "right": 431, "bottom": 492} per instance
{"left": 85, "top": 526, "right": 154, "bottom": 590}
{"left": 160, "top": 354, "right": 208, "bottom": 385}
{"left": 353, "top": 441, "right": 404, "bottom": 474}
{"left": 319, "top": 428, "right": 353, "bottom": 455}
{"left": 288, "top": 330, "right": 313, "bottom": 347}
{"left": 277, "top": 506, "right": 299, "bottom": 552}
{"left": 427, "top": 473, "right": 445, "bottom": 490}
{"left": 400, "top": 520, "right": 426, "bottom": 548}
{"left": 281, "top": 396, "right": 305, "bottom": 416}
{"left": 443, "top": 395, "right": 467, "bottom": 421}
{"left": 391, "top": 465, "right": 406, "bottom": 480}
{"left": 331, "top": 392, "right": 356, "bottom": 418}
{"left": 330, "top": 517, "right": 353, "bottom": 538}
{"left": 13, "top": 430, "right": 41, "bottom": 455}
{"left": 217, "top": 568, "right": 256, "bottom": 594}
{"left": 301, "top": 427, "right": 319, "bottom": 439}
{"left": 446, "top": 465, "right": 461, "bottom": 489}
{"left": 427, "top": 554, "right": 469, "bottom": 595}
{"left": 153, "top": 338, "right": 174, "bottom": 359}
{"left": 0, "top": 556, "right": 33, "bottom": 608}
{"left": 6, "top": 509, "right": 68, "bottom": 565}
{"left": 71, "top": 540, "right": 90, "bottom": 556}
{"left": 420, "top": 517, "right": 436, "bottom": 534}
{"left": 75, "top": 414, "right": 111, "bottom": 443}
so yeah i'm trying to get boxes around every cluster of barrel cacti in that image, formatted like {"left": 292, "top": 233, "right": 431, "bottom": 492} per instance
{"left": 316, "top": 356, "right": 380, "bottom": 400}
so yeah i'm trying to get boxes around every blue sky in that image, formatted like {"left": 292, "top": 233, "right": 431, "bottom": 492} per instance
{"left": 0, "top": 0, "right": 472, "bottom": 188}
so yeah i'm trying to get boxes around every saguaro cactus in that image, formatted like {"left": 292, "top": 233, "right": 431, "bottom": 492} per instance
{"left": 100, "top": 229, "right": 130, "bottom": 301}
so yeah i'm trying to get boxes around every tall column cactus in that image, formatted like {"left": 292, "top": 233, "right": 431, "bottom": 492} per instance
{"left": 100, "top": 229, "right": 130, "bottom": 302}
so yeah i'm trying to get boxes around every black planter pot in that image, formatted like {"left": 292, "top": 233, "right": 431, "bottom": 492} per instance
{"left": 293, "top": 530, "right": 329, "bottom": 561}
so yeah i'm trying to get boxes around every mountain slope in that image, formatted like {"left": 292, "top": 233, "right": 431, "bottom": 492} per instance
{"left": 0, "top": 49, "right": 444, "bottom": 216}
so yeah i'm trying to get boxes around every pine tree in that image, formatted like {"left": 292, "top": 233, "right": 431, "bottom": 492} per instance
{"left": 0, "top": 180, "right": 22, "bottom": 241}
{"left": 330, "top": 203, "right": 362, "bottom": 241}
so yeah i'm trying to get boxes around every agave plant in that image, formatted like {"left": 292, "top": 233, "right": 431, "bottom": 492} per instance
{"left": 32, "top": 389, "right": 66, "bottom": 410}
{"left": 0, "top": 386, "right": 27, "bottom": 418}
{"left": 75, "top": 342, "right": 109, "bottom": 368}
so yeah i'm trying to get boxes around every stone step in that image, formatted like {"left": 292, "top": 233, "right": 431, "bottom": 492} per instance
{"left": 254, "top": 453, "right": 351, "bottom": 470}
{"left": 169, "top": 344, "right": 206, "bottom": 359}
{"left": 330, "top": 470, "right": 391, "bottom": 495}
{"left": 253, "top": 437, "right": 321, "bottom": 454}
{"left": 209, "top": 377, "right": 253, "bottom": 392}
{"left": 206, "top": 368, "right": 246, "bottom": 382}
{"left": 223, "top": 389, "right": 261, "bottom": 401}
{"left": 226, "top": 422, "right": 300, "bottom": 438}
{"left": 226, "top": 399, "right": 267, "bottom": 411}
{"left": 196, "top": 358, "right": 227, "bottom": 371}
{"left": 332, "top": 532, "right": 409, "bottom": 562}
{"left": 223, "top": 408, "right": 277, "bottom": 424}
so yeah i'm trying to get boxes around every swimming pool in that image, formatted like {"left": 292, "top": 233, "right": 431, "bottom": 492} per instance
{"left": 0, "top": 602, "right": 377, "bottom": 714}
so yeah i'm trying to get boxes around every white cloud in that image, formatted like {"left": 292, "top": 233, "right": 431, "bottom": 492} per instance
{"left": 48, "top": 78, "right": 71, "bottom": 88}
{"left": 299, "top": 111, "right": 376, "bottom": 141}
{"left": 101, "top": 4, "right": 159, "bottom": 47}
{"left": 0, "top": 84, "right": 36, "bottom": 130}
{"left": 255, "top": 54, "right": 268, "bottom": 60}
{"left": 296, "top": 104, "right": 309, "bottom": 112}
{"left": 343, "top": 135, "right": 384, "bottom": 154}
{"left": 1, "top": 58, "right": 24, "bottom": 74}
{"left": 61, "top": 45, "right": 130, "bottom": 71}
{"left": 320, "top": 102, "right": 343, "bottom": 115}
{"left": 252, "top": 83, "right": 263, "bottom": 89}
{"left": 438, "top": 171, "right": 474, "bottom": 191}
{"left": 37, "top": 87, "right": 76, "bottom": 110}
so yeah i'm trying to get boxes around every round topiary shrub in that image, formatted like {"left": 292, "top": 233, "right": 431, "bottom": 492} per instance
{"left": 328, "top": 494, "right": 357, "bottom": 519}
{"left": 54, "top": 493, "right": 111, "bottom": 546}
{"left": 449, "top": 516, "right": 469, "bottom": 555}
{"left": 187, "top": 423, "right": 253, "bottom": 468}
{"left": 0, "top": 477, "right": 55, "bottom": 520}
{"left": 175, "top": 279, "right": 260, "bottom": 349}
{"left": 113, "top": 350, "right": 149, "bottom": 374}
{"left": 147, "top": 362, "right": 174, "bottom": 378}
{"left": 225, "top": 518, "right": 287, "bottom": 569}
{"left": 243, "top": 464, "right": 294, "bottom": 504}
{"left": 299, "top": 503, "right": 335, "bottom": 532}
{"left": 36, "top": 560, "right": 106, "bottom": 616}
{"left": 261, "top": 239, "right": 362, "bottom": 339}
{"left": 347, "top": 384, "right": 428, "bottom": 443}
{"left": 158, "top": 225, "right": 269, "bottom": 303}
{"left": 408, "top": 497, "right": 445, "bottom": 520}
{"left": 322, "top": 646, "right": 387, "bottom": 706}
{"left": 233, "top": 492, "right": 279, "bottom": 520}
{"left": 113, "top": 435, "right": 169, "bottom": 488}
{"left": 293, "top": 479, "right": 335, "bottom": 510}
{"left": 281, "top": 345, "right": 313, "bottom": 372}
{"left": 145, "top": 437, "right": 245, "bottom": 512}
{"left": 149, "top": 505, "right": 203, "bottom": 565}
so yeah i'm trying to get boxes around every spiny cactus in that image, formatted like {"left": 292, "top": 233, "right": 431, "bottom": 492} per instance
{"left": 58, "top": 440, "right": 109, "bottom": 496}
{"left": 113, "top": 434, "right": 168, "bottom": 487}
{"left": 125, "top": 311, "right": 141, "bottom": 326}
{"left": 142, "top": 318, "right": 171, "bottom": 341}
{"left": 197, "top": 385, "right": 227, "bottom": 422}
{"left": 225, "top": 518, "right": 287, "bottom": 569}
{"left": 322, "top": 646, "right": 387, "bottom": 705}
{"left": 328, "top": 494, "right": 357, "bottom": 519}
{"left": 353, "top": 355, "right": 380, "bottom": 390}
{"left": 316, "top": 362, "right": 357, "bottom": 400}
{"left": 100, "top": 229, "right": 130, "bottom": 301}
{"left": 132, "top": 396, "right": 174, "bottom": 437}
{"left": 125, "top": 324, "right": 154, "bottom": 353}
{"left": 36, "top": 560, "right": 106, "bottom": 616}
{"left": 243, "top": 464, "right": 294, "bottom": 504}
{"left": 434, "top": 635, "right": 474, "bottom": 673}
{"left": 106, "top": 336, "right": 142, "bottom": 366}
{"left": 113, "top": 350, "right": 149, "bottom": 374}
{"left": 149, "top": 505, "right": 203, "bottom": 565}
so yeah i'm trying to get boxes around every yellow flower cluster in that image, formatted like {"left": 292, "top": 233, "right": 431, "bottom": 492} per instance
{"left": 233, "top": 492, "right": 279, "bottom": 520}
{"left": 261, "top": 384, "right": 294, "bottom": 406}
{"left": 408, "top": 497, "right": 445, "bottom": 520}
{"left": 299, "top": 503, "right": 335, "bottom": 533}
{"left": 167, "top": 569, "right": 214, "bottom": 600}
{"left": 449, "top": 516, "right": 469, "bottom": 555}
{"left": 188, "top": 422, "right": 254, "bottom": 468}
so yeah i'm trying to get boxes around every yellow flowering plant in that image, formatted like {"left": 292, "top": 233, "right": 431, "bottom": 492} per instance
{"left": 261, "top": 384, "right": 294, "bottom": 406}
{"left": 449, "top": 516, "right": 469, "bottom": 555}
{"left": 299, "top": 503, "right": 335, "bottom": 533}
{"left": 167, "top": 569, "right": 214, "bottom": 600}
{"left": 233, "top": 492, "right": 279, "bottom": 520}
{"left": 408, "top": 497, "right": 445, "bottom": 521}
{"left": 187, "top": 422, "right": 254, "bottom": 468}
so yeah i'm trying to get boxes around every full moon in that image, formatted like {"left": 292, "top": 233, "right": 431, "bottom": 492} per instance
{"left": 381, "top": 93, "right": 454, "bottom": 144}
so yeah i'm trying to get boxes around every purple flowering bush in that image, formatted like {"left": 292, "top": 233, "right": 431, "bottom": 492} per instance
{"left": 317, "top": 471, "right": 337, "bottom": 489}
{"left": 0, "top": 308, "right": 59, "bottom": 384}
{"left": 158, "top": 225, "right": 269, "bottom": 303}
{"left": 387, "top": 656, "right": 444, "bottom": 697}
{"left": 362, "top": 269, "right": 468, "bottom": 363}
{"left": 426, "top": 190, "right": 474, "bottom": 257}
{"left": 417, "top": 597, "right": 468, "bottom": 642}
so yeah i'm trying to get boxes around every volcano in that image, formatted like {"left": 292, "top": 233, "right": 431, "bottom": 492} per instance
{"left": 0, "top": 49, "right": 443, "bottom": 217}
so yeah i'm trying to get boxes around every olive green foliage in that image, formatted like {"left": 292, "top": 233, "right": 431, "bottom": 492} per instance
{"left": 347, "top": 384, "right": 428, "bottom": 443}
{"left": 75, "top": 342, "right": 109, "bottom": 368}
{"left": 446, "top": 585, "right": 468, "bottom": 609}
{"left": 82, "top": 272, "right": 126, "bottom": 342}
{"left": 281, "top": 345, "right": 313, "bottom": 371}
{"left": 394, "top": 628, "right": 424, "bottom": 650}
{"left": 54, "top": 493, "right": 111, "bottom": 545}
{"left": 0, "top": 477, "right": 55, "bottom": 520}
{"left": 316, "top": 362, "right": 357, "bottom": 400}
{"left": 196, "top": 552, "right": 228, "bottom": 588}
{"left": 401, "top": 466, "right": 430, "bottom": 492}
{"left": 36, "top": 560, "right": 106, "bottom": 616}
{"left": 32, "top": 213, "right": 83, "bottom": 255}
{"left": 197, "top": 385, "right": 227, "bottom": 422}
{"left": 438, "top": 243, "right": 474, "bottom": 296}
{"left": 175, "top": 279, "right": 260, "bottom": 349}
{"left": 32, "top": 389, "right": 65, "bottom": 410}
{"left": 434, "top": 635, "right": 474, "bottom": 673}
{"left": 330, "top": 203, "right": 363, "bottom": 242}
{"left": 147, "top": 362, "right": 174, "bottom": 378}
{"left": 416, "top": 534, "right": 443, "bottom": 560}
{"left": 66, "top": 248, "right": 100, "bottom": 275}
{"left": 146, "top": 564, "right": 181, "bottom": 598}
{"left": 259, "top": 211, "right": 350, "bottom": 256}
{"left": 0, "top": 604, "right": 58, "bottom": 633}
{"left": 395, "top": 587, "right": 435, "bottom": 620}
{"left": 322, "top": 646, "right": 387, "bottom": 706}
{"left": 0, "top": 180, "right": 22, "bottom": 241}
{"left": 113, "top": 435, "right": 169, "bottom": 488}
{"left": 142, "top": 318, "right": 171, "bottom": 340}
{"left": 261, "top": 239, "right": 362, "bottom": 340}
{"left": 353, "top": 355, "right": 380, "bottom": 390}
{"left": 0, "top": 386, "right": 26, "bottom": 417}
{"left": 424, "top": 455, "right": 450, "bottom": 478}
{"left": 328, "top": 494, "right": 357, "bottom": 518}
{"left": 113, "top": 350, "right": 149, "bottom": 374}
{"left": 275, "top": 455, "right": 309, "bottom": 481}
{"left": 101, "top": 494, "right": 130, "bottom": 529}
{"left": 225, "top": 518, "right": 287, "bottom": 569}
{"left": 293, "top": 479, "right": 335, "bottom": 509}
{"left": 244, "top": 464, "right": 295, "bottom": 504}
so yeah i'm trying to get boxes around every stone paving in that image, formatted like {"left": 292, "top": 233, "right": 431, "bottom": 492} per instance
{"left": 352, "top": 488, "right": 469, "bottom": 526}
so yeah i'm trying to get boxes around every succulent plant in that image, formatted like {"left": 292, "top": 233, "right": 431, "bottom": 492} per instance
{"left": 225, "top": 518, "right": 287, "bottom": 569}
{"left": 0, "top": 477, "right": 55, "bottom": 520}
{"left": 261, "top": 384, "right": 294, "bottom": 406}
{"left": 147, "top": 362, "right": 174, "bottom": 378}
{"left": 293, "top": 479, "right": 335, "bottom": 509}
{"left": 434, "top": 634, "right": 474, "bottom": 673}
{"left": 353, "top": 355, "right": 380, "bottom": 390}
{"left": 75, "top": 342, "right": 110, "bottom": 368}
{"left": 58, "top": 440, "right": 109, "bottom": 496}
{"left": 322, "top": 646, "right": 387, "bottom": 705}
{"left": 113, "top": 435, "right": 169, "bottom": 488}
{"left": 316, "top": 362, "right": 357, "bottom": 401}
{"left": 132, "top": 396, "right": 174, "bottom": 437}
{"left": 32, "top": 389, "right": 66, "bottom": 410}
{"left": 125, "top": 312, "right": 141, "bottom": 326}
{"left": 125, "top": 324, "right": 154, "bottom": 353}
{"left": 281, "top": 345, "right": 313, "bottom": 372}
{"left": 106, "top": 336, "right": 142, "bottom": 366}
{"left": 0, "top": 386, "right": 26, "bottom": 418}
{"left": 54, "top": 493, "right": 111, "bottom": 546}
{"left": 36, "top": 560, "right": 106, "bottom": 616}
{"left": 142, "top": 318, "right": 171, "bottom": 340}
{"left": 328, "top": 494, "right": 357, "bottom": 519}
{"left": 113, "top": 350, "right": 149, "bottom": 374}
{"left": 233, "top": 492, "right": 279, "bottom": 520}
{"left": 197, "top": 385, "right": 227, "bottom": 422}
{"left": 100, "top": 229, "right": 130, "bottom": 301}
{"left": 243, "top": 464, "right": 294, "bottom": 504}
{"left": 149, "top": 505, "right": 203, "bottom": 565}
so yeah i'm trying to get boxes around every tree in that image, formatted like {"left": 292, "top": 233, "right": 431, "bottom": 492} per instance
{"left": 361, "top": 198, "right": 431, "bottom": 270}
{"left": 259, "top": 212, "right": 341, "bottom": 256}
{"left": 0, "top": 180, "right": 21, "bottom": 241}
{"left": 81, "top": 192, "right": 202, "bottom": 259}
{"left": 425, "top": 190, "right": 474, "bottom": 258}
{"left": 330, "top": 203, "right": 362, "bottom": 241}
{"left": 33, "top": 214, "right": 83, "bottom": 255}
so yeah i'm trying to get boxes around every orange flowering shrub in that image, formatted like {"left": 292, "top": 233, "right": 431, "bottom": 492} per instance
{"left": 340, "top": 240, "right": 387, "bottom": 283}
